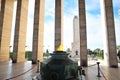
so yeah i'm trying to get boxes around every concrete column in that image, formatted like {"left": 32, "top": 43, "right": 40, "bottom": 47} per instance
{"left": 78, "top": 0, "right": 88, "bottom": 67}
{"left": 100, "top": 0, "right": 118, "bottom": 67}
{"left": 0, "top": 0, "right": 14, "bottom": 62}
{"left": 32, "top": 0, "right": 45, "bottom": 64}
{"left": 54, "top": 0, "right": 63, "bottom": 51}
{"left": 12, "top": 0, "right": 29, "bottom": 63}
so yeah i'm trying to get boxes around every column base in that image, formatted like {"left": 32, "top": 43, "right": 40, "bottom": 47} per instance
{"left": 12, "top": 60, "right": 17, "bottom": 63}
{"left": 0, "top": 57, "right": 9, "bottom": 62}
{"left": 81, "top": 60, "right": 88, "bottom": 67}
{"left": 32, "top": 60, "right": 37, "bottom": 64}
{"left": 110, "top": 65, "right": 118, "bottom": 68}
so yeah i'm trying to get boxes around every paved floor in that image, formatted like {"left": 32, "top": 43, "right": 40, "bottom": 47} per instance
{"left": 0, "top": 60, "right": 120, "bottom": 80}
{"left": 83, "top": 60, "right": 120, "bottom": 80}
{"left": 0, "top": 60, "right": 38, "bottom": 80}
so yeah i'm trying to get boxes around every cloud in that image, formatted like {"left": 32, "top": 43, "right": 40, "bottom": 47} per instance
{"left": 44, "top": 20, "right": 55, "bottom": 52}
{"left": 26, "top": 16, "right": 33, "bottom": 50}
{"left": 113, "top": 0, "right": 120, "bottom": 8}
{"left": 63, "top": 14, "right": 74, "bottom": 50}
{"left": 25, "top": 0, "right": 35, "bottom": 50}
{"left": 11, "top": 0, "right": 120, "bottom": 51}
{"left": 45, "top": 0, "right": 55, "bottom": 17}
{"left": 115, "top": 18, "right": 120, "bottom": 46}
{"left": 26, "top": 0, "right": 55, "bottom": 51}
{"left": 86, "top": 0, "right": 100, "bottom": 11}
{"left": 10, "top": 1, "right": 17, "bottom": 49}
{"left": 86, "top": 13, "right": 104, "bottom": 50}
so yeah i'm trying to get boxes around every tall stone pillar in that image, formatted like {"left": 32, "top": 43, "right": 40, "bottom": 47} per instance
{"left": 0, "top": 0, "right": 1, "bottom": 11}
{"left": 100, "top": 0, "right": 118, "bottom": 67}
{"left": 54, "top": 0, "right": 63, "bottom": 51}
{"left": 12, "top": 0, "right": 29, "bottom": 63}
{"left": 32, "top": 0, "right": 45, "bottom": 64}
{"left": 78, "top": 0, "right": 88, "bottom": 66}
{"left": 0, "top": 0, "right": 14, "bottom": 62}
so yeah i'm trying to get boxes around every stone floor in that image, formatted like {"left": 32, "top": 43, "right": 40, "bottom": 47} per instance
{"left": 0, "top": 61, "right": 38, "bottom": 80}
{"left": 0, "top": 60, "right": 120, "bottom": 80}
{"left": 83, "top": 60, "right": 120, "bottom": 80}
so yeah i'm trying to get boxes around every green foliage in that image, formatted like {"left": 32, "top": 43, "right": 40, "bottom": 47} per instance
{"left": 9, "top": 51, "right": 50, "bottom": 61}
{"left": 93, "top": 48, "right": 104, "bottom": 59}
{"left": 66, "top": 48, "right": 71, "bottom": 54}
{"left": 66, "top": 48, "right": 71, "bottom": 52}
{"left": 97, "top": 50, "right": 104, "bottom": 59}
{"left": 9, "top": 52, "right": 13, "bottom": 59}
{"left": 88, "top": 48, "right": 104, "bottom": 60}
{"left": 87, "top": 49, "right": 93, "bottom": 55}
{"left": 9, "top": 51, "right": 32, "bottom": 61}
{"left": 43, "top": 52, "right": 50, "bottom": 57}
{"left": 117, "top": 45, "right": 120, "bottom": 50}
{"left": 25, "top": 51, "right": 32, "bottom": 60}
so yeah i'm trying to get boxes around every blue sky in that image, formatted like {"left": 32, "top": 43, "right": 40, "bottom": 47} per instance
{"left": 11, "top": 0, "right": 120, "bottom": 52}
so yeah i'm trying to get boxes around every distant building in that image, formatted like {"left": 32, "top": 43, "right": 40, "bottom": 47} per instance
{"left": 70, "top": 16, "right": 80, "bottom": 58}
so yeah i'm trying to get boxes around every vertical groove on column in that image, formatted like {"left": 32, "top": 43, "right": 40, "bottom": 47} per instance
{"left": 0, "top": 0, "right": 1, "bottom": 12}
{"left": 32, "top": 0, "right": 45, "bottom": 64}
{"left": 13, "top": 0, "right": 28, "bottom": 63}
{"left": 100, "top": 0, "right": 118, "bottom": 67}
{"left": 78, "top": 0, "right": 88, "bottom": 67}
{"left": 0, "top": 0, "right": 5, "bottom": 47}
{"left": 55, "top": 0, "right": 63, "bottom": 51}
{"left": 0, "top": 0, "right": 14, "bottom": 62}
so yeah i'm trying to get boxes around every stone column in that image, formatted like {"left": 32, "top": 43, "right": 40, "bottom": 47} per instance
{"left": 32, "top": 0, "right": 45, "bottom": 64}
{"left": 54, "top": 0, "right": 63, "bottom": 51}
{"left": 78, "top": 0, "right": 88, "bottom": 67}
{"left": 0, "top": 0, "right": 1, "bottom": 11}
{"left": 100, "top": 0, "right": 118, "bottom": 67}
{"left": 0, "top": 0, "right": 14, "bottom": 62}
{"left": 12, "top": 0, "right": 29, "bottom": 63}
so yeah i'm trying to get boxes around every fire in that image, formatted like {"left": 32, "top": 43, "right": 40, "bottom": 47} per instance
{"left": 57, "top": 44, "right": 63, "bottom": 51}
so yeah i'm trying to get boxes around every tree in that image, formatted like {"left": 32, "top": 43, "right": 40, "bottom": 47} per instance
{"left": 93, "top": 48, "right": 104, "bottom": 59}
{"left": 87, "top": 49, "right": 93, "bottom": 55}
{"left": 100, "top": 50, "right": 104, "bottom": 59}
{"left": 117, "top": 45, "right": 120, "bottom": 50}
{"left": 66, "top": 48, "right": 71, "bottom": 54}
{"left": 46, "top": 49, "right": 49, "bottom": 54}
{"left": 25, "top": 51, "right": 32, "bottom": 60}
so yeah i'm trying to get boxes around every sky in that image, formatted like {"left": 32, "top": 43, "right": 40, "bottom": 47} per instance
{"left": 10, "top": 0, "right": 120, "bottom": 52}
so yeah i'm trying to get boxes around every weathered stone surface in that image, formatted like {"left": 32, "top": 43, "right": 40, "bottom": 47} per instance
{"left": 12, "top": 0, "right": 29, "bottom": 63}
{"left": 100, "top": 0, "right": 118, "bottom": 67}
{"left": 32, "top": 0, "right": 45, "bottom": 64}
{"left": 55, "top": 0, "right": 63, "bottom": 51}
{"left": 0, "top": 0, "right": 14, "bottom": 62}
{"left": 78, "top": 0, "right": 88, "bottom": 67}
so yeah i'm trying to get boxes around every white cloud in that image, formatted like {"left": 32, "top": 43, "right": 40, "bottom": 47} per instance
{"left": 11, "top": 0, "right": 120, "bottom": 52}
{"left": 10, "top": 1, "right": 17, "bottom": 50}
{"left": 28, "top": 0, "right": 35, "bottom": 15}
{"left": 86, "top": 13, "right": 104, "bottom": 50}
{"left": 86, "top": 0, "right": 100, "bottom": 11}
{"left": 115, "top": 18, "right": 120, "bottom": 46}
{"left": 45, "top": 0, "right": 55, "bottom": 17}
{"left": 44, "top": 20, "right": 55, "bottom": 52}
{"left": 63, "top": 14, "right": 74, "bottom": 50}
{"left": 26, "top": 0, "right": 55, "bottom": 51}
{"left": 113, "top": 0, "right": 120, "bottom": 8}
{"left": 25, "top": 0, "right": 35, "bottom": 50}
{"left": 26, "top": 17, "right": 33, "bottom": 50}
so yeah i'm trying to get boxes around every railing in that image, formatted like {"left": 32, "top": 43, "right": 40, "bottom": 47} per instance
{"left": 5, "top": 63, "right": 37, "bottom": 80}
{"left": 79, "top": 62, "right": 108, "bottom": 80}
{"left": 5, "top": 61, "right": 108, "bottom": 80}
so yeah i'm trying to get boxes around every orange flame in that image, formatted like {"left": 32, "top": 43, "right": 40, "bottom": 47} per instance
{"left": 57, "top": 44, "right": 63, "bottom": 51}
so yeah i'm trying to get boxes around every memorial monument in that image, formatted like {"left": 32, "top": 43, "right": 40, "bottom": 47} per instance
{"left": 0, "top": 0, "right": 118, "bottom": 68}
